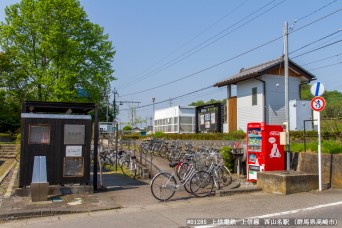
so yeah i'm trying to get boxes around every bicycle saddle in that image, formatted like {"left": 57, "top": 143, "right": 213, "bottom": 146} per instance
{"left": 169, "top": 162, "right": 178, "bottom": 168}
{"left": 131, "top": 156, "right": 136, "bottom": 159}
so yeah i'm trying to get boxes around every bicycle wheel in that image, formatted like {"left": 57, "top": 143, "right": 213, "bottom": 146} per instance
{"left": 183, "top": 180, "right": 192, "bottom": 194}
{"left": 219, "top": 166, "right": 233, "bottom": 186}
{"left": 190, "top": 171, "right": 214, "bottom": 197}
{"left": 150, "top": 172, "right": 177, "bottom": 201}
{"left": 120, "top": 160, "right": 130, "bottom": 176}
{"left": 159, "top": 147, "right": 167, "bottom": 158}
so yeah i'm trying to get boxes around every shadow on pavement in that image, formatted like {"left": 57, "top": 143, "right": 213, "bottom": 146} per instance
{"left": 96, "top": 172, "right": 149, "bottom": 192}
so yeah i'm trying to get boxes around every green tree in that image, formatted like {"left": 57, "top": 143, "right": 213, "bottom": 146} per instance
{"left": 189, "top": 99, "right": 226, "bottom": 106}
{"left": 189, "top": 100, "right": 205, "bottom": 106}
{"left": 0, "top": 0, "right": 115, "bottom": 104}
{"left": 122, "top": 126, "right": 132, "bottom": 132}
{"left": 301, "top": 84, "right": 342, "bottom": 139}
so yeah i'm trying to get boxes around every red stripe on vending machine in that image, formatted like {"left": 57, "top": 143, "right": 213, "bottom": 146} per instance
{"left": 247, "top": 122, "right": 284, "bottom": 182}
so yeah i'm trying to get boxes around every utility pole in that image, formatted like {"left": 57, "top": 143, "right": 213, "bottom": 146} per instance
{"left": 152, "top": 98, "right": 155, "bottom": 133}
{"left": 106, "top": 92, "right": 109, "bottom": 122}
{"left": 284, "top": 21, "right": 290, "bottom": 171}
{"left": 113, "top": 88, "right": 118, "bottom": 122}
{"left": 131, "top": 104, "right": 134, "bottom": 128}
{"left": 118, "top": 100, "right": 141, "bottom": 128}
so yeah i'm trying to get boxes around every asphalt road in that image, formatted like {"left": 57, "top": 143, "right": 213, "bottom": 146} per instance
{"left": 1, "top": 189, "right": 341, "bottom": 228}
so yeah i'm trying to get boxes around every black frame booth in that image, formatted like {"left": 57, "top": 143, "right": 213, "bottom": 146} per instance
{"left": 196, "top": 103, "right": 224, "bottom": 133}
{"left": 19, "top": 101, "right": 100, "bottom": 190}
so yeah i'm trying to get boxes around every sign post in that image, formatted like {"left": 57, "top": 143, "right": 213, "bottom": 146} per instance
{"left": 310, "top": 82, "right": 326, "bottom": 191}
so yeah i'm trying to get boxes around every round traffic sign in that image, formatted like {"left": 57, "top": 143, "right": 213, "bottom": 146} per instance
{"left": 311, "top": 96, "right": 326, "bottom": 112}
{"left": 310, "top": 82, "right": 325, "bottom": 96}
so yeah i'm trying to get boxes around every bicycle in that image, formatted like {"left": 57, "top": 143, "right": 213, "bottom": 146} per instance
{"left": 150, "top": 161, "right": 199, "bottom": 201}
{"left": 120, "top": 150, "right": 138, "bottom": 179}
{"left": 189, "top": 150, "right": 232, "bottom": 197}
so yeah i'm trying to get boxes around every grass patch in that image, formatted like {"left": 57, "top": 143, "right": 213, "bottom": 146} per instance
{"left": 100, "top": 164, "right": 137, "bottom": 178}
{"left": 290, "top": 140, "right": 342, "bottom": 154}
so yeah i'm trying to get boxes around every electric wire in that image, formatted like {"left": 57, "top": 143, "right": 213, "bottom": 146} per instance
{"left": 117, "top": 0, "right": 249, "bottom": 89}
{"left": 294, "top": 0, "right": 338, "bottom": 22}
{"left": 290, "top": 30, "right": 341, "bottom": 54}
{"left": 117, "top": 7, "right": 341, "bottom": 119}
{"left": 118, "top": 0, "right": 338, "bottom": 91}
{"left": 118, "top": 0, "right": 284, "bottom": 90}
{"left": 132, "top": 0, "right": 287, "bottom": 85}
{"left": 120, "top": 9, "right": 341, "bottom": 97}
{"left": 301, "top": 52, "right": 342, "bottom": 66}
{"left": 119, "top": 85, "right": 213, "bottom": 111}
{"left": 291, "top": 39, "right": 342, "bottom": 59}
{"left": 307, "top": 61, "right": 342, "bottom": 71}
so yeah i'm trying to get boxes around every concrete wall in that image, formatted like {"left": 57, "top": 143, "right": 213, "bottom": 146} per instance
{"left": 257, "top": 171, "right": 318, "bottom": 195}
{"left": 297, "top": 152, "right": 342, "bottom": 189}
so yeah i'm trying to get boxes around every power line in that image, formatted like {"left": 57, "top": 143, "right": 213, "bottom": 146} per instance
{"left": 135, "top": 0, "right": 287, "bottom": 83}
{"left": 118, "top": 0, "right": 285, "bottom": 90}
{"left": 289, "top": 9, "right": 341, "bottom": 34}
{"left": 119, "top": 85, "right": 213, "bottom": 111}
{"left": 117, "top": 0, "right": 249, "bottom": 89}
{"left": 119, "top": 0, "right": 338, "bottom": 90}
{"left": 291, "top": 39, "right": 342, "bottom": 59}
{"left": 294, "top": 0, "right": 338, "bottom": 22}
{"left": 120, "top": 8, "right": 341, "bottom": 97}
{"left": 290, "top": 30, "right": 341, "bottom": 54}
{"left": 307, "top": 61, "right": 342, "bottom": 71}
{"left": 301, "top": 52, "right": 342, "bottom": 66}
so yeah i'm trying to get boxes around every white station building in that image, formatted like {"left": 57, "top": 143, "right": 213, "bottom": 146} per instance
{"left": 153, "top": 106, "right": 196, "bottom": 134}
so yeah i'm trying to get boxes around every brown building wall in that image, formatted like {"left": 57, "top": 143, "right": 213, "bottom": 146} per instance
{"left": 228, "top": 97, "right": 237, "bottom": 132}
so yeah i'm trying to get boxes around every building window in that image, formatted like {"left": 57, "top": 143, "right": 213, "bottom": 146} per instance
{"left": 252, "top": 87, "right": 257, "bottom": 106}
{"left": 29, "top": 125, "right": 50, "bottom": 144}
{"left": 180, "top": 117, "right": 192, "bottom": 124}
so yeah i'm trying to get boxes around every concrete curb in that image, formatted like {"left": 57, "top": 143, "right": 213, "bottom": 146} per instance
{"left": 215, "top": 186, "right": 262, "bottom": 197}
{"left": 0, "top": 160, "right": 17, "bottom": 184}
{"left": 4, "top": 162, "right": 19, "bottom": 198}
{"left": 0, "top": 205, "right": 122, "bottom": 221}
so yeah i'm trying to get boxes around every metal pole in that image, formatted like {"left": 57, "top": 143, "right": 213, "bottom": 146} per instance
{"left": 113, "top": 88, "right": 117, "bottom": 121}
{"left": 284, "top": 21, "right": 290, "bottom": 171}
{"left": 93, "top": 107, "right": 99, "bottom": 191}
{"left": 115, "top": 122, "right": 119, "bottom": 172}
{"left": 152, "top": 98, "right": 155, "bottom": 134}
{"left": 106, "top": 94, "right": 109, "bottom": 122}
{"left": 317, "top": 111, "right": 322, "bottom": 191}
{"left": 131, "top": 103, "right": 134, "bottom": 129}
{"left": 303, "top": 120, "right": 307, "bottom": 153}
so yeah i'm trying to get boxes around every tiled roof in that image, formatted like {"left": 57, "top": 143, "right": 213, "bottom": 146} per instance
{"left": 214, "top": 57, "right": 316, "bottom": 87}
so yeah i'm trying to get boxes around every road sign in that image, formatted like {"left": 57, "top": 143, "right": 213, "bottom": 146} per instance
{"left": 310, "top": 82, "right": 325, "bottom": 96}
{"left": 310, "top": 96, "right": 326, "bottom": 112}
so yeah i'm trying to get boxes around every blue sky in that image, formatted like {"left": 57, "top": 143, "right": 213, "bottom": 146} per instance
{"left": 1, "top": 0, "right": 341, "bottom": 126}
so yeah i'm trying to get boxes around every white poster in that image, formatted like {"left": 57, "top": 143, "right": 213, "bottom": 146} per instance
{"left": 205, "top": 121, "right": 210, "bottom": 129}
{"left": 66, "top": 146, "right": 82, "bottom": 157}
{"left": 211, "top": 113, "right": 215, "bottom": 124}
{"left": 200, "top": 115, "right": 204, "bottom": 125}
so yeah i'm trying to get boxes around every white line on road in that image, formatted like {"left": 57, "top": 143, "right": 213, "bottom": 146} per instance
{"left": 195, "top": 201, "right": 342, "bottom": 228}
{"left": 249, "top": 201, "right": 342, "bottom": 219}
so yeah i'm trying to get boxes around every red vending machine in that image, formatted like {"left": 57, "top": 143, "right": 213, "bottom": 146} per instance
{"left": 247, "top": 122, "right": 284, "bottom": 182}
